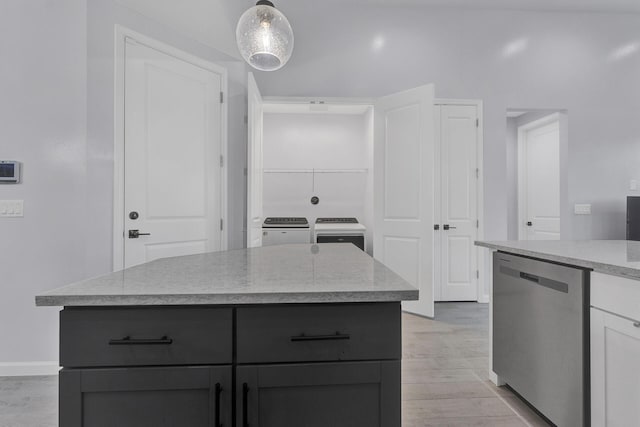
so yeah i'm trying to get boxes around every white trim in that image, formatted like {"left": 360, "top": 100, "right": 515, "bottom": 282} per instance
{"left": 112, "top": 26, "right": 228, "bottom": 271}
{"left": 262, "top": 96, "right": 376, "bottom": 105}
{"left": 517, "top": 112, "right": 561, "bottom": 241}
{"left": 434, "top": 99, "right": 486, "bottom": 303}
{"left": 0, "top": 361, "right": 59, "bottom": 377}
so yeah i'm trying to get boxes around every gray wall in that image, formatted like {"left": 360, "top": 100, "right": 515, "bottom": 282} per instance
{"left": 0, "top": 0, "right": 88, "bottom": 363}
{"left": 0, "top": 0, "right": 247, "bottom": 365}
{"left": 505, "top": 117, "right": 518, "bottom": 239}
{"left": 250, "top": 1, "right": 640, "bottom": 241}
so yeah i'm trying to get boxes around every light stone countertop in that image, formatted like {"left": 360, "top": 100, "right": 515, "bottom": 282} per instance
{"left": 35, "top": 244, "right": 418, "bottom": 307}
{"left": 476, "top": 240, "right": 640, "bottom": 280}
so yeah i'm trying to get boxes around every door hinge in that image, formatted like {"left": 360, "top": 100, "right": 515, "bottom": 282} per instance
{"left": 476, "top": 270, "right": 479, "bottom": 279}
{"left": 476, "top": 219, "right": 479, "bottom": 228}
{"left": 476, "top": 168, "right": 479, "bottom": 179}
{"left": 476, "top": 118, "right": 479, "bottom": 127}
{"left": 220, "top": 155, "right": 224, "bottom": 167}
{"left": 220, "top": 92, "right": 224, "bottom": 103}
{"left": 220, "top": 219, "right": 224, "bottom": 231}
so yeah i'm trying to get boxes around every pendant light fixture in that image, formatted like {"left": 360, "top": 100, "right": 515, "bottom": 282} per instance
{"left": 236, "top": 0, "right": 294, "bottom": 72}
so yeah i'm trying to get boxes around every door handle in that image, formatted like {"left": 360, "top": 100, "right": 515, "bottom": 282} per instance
{"left": 128, "top": 229, "right": 151, "bottom": 239}
{"left": 214, "top": 383, "right": 222, "bottom": 427}
{"left": 443, "top": 224, "right": 457, "bottom": 230}
{"left": 242, "top": 383, "right": 249, "bottom": 427}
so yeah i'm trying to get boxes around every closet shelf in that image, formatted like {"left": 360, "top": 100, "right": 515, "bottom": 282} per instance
{"left": 263, "top": 169, "right": 369, "bottom": 174}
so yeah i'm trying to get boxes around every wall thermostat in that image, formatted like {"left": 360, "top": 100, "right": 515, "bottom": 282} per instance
{"left": 0, "top": 161, "right": 21, "bottom": 183}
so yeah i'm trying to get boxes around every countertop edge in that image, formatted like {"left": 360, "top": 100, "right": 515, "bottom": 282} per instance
{"left": 35, "top": 290, "right": 420, "bottom": 307}
{"left": 475, "top": 241, "right": 640, "bottom": 280}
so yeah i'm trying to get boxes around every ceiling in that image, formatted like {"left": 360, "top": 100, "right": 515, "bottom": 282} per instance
{"left": 334, "top": 0, "right": 640, "bottom": 13}
{"left": 114, "top": 0, "right": 639, "bottom": 61}
{"left": 115, "top": 0, "right": 241, "bottom": 59}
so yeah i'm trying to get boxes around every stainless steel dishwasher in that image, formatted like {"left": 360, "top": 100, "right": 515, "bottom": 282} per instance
{"left": 494, "top": 252, "right": 589, "bottom": 427}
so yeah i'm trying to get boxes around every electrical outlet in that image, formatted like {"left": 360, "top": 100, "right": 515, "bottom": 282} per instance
{"left": 574, "top": 204, "right": 591, "bottom": 215}
{"left": 0, "top": 200, "right": 24, "bottom": 217}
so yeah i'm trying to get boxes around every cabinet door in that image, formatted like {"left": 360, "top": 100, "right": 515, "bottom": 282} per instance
{"left": 236, "top": 361, "right": 399, "bottom": 427}
{"left": 60, "top": 365, "right": 232, "bottom": 427}
{"left": 591, "top": 308, "right": 640, "bottom": 426}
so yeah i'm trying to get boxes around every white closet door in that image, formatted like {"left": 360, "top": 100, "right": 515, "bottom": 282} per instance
{"left": 439, "top": 105, "right": 478, "bottom": 301}
{"left": 374, "top": 84, "right": 435, "bottom": 318}
{"left": 124, "top": 39, "right": 222, "bottom": 268}
{"left": 520, "top": 117, "right": 560, "bottom": 240}
{"left": 247, "top": 73, "right": 264, "bottom": 248}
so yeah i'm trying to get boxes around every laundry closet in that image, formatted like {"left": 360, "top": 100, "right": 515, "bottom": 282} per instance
{"left": 246, "top": 74, "right": 485, "bottom": 318}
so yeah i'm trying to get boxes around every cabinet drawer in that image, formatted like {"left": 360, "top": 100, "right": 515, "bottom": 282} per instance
{"left": 60, "top": 307, "right": 232, "bottom": 368}
{"left": 592, "top": 272, "right": 640, "bottom": 321}
{"left": 236, "top": 303, "right": 400, "bottom": 364}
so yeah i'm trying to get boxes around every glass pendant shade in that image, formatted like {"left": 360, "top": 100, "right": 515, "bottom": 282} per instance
{"left": 236, "top": 1, "right": 294, "bottom": 72}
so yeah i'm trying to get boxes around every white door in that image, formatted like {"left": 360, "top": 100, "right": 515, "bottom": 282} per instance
{"left": 518, "top": 115, "right": 560, "bottom": 240}
{"left": 435, "top": 105, "right": 478, "bottom": 301}
{"left": 374, "top": 84, "right": 435, "bottom": 318}
{"left": 123, "top": 39, "right": 223, "bottom": 268}
{"left": 591, "top": 308, "right": 640, "bottom": 426}
{"left": 247, "top": 73, "right": 264, "bottom": 248}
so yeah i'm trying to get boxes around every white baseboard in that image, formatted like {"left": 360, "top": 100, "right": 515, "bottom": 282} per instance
{"left": 0, "top": 361, "right": 60, "bottom": 377}
{"left": 477, "top": 294, "right": 490, "bottom": 304}
{"left": 490, "top": 370, "right": 506, "bottom": 386}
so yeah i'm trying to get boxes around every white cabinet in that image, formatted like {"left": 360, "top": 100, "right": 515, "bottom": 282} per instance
{"left": 591, "top": 272, "right": 640, "bottom": 426}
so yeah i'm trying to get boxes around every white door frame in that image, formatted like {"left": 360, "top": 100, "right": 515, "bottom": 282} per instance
{"left": 435, "top": 99, "right": 486, "bottom": 303}
{"left": 517, "top": 112, "right": 560, "bottom": 241}
{"left": 113, "top": 26, "right": 228, "bottom": 271}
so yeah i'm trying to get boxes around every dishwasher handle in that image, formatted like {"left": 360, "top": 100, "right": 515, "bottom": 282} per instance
{"left": 499, "top": 265, "right": 569, "bottom": 294}
{"left": 520, "top": 272, "right": 540, "bottom": 283}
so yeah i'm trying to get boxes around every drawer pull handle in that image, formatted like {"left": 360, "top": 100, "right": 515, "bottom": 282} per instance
{"left": 242, "top": 383, "right": 249, "bottom": 427}
{"left": 290, "top": 332, "right": 351, "bottom": 342}
{"left": 633, "top": 322, "right": 640, "bottom": 328}
{"left": 108, "top": 335, "right": 173, "bottom": 345}
{"left": 215, "top": 383, "right": 222, "bottom": 427}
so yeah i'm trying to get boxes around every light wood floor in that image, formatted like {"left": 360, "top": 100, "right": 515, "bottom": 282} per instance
{"left": 402, "top": 302, "right": 550, "bottom": 426}
{"left": 0, "top": 303, "right": 550, "bottom": 426}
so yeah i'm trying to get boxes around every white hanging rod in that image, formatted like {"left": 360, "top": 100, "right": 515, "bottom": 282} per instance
{"left": 263, "top": 169, "right": 369, "bottom": 174}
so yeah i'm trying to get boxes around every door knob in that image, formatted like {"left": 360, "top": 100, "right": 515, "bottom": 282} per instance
{"left": 128, "top": 229, "right": 151, "bottom": 239}
{"left": 443, "top": 224, "right": 456, "bottom": 230}
{"left": 526, "top": 221, "right": 533, "bottom": 227}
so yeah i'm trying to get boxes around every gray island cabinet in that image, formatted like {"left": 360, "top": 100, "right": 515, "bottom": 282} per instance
{"left": 36, "top": 244, "right": 418, "bottom": 427}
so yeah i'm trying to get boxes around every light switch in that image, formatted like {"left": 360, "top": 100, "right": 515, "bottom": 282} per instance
{"left": 574, "top": 204, "right": 591, "bottom": 215}
{"left": 0, "top": 200, "right": 24, "bottom": 217}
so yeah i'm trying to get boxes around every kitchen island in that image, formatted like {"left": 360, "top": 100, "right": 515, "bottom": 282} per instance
{"left": 36, "top": 243, "right": 418, "bottom": 427}
{"left": 476, "top": 240, "right": 640, "bottom": 427}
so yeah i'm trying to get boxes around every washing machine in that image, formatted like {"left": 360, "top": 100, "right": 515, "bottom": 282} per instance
{"left": 262, "top": 217, "right": 311, "bottom": 246}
